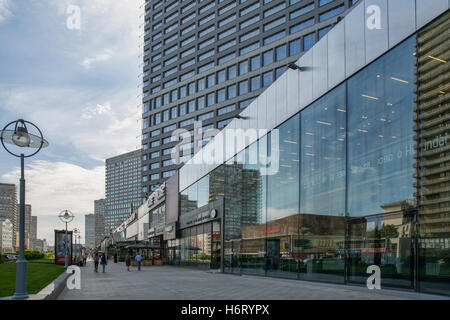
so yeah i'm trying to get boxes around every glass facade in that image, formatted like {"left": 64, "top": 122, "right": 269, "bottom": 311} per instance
{"left": 177, "top": 10, "right": 450, "bottom": 295}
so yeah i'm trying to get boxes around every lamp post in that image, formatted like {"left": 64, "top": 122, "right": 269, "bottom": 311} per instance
{"left": 0, "top": 119, "right": 49, "bottom": 300}
{"left": 58, "top": 210, "right": 74, "bottom": 268}
{"left": 73, "top": 228, "right": 79, "bottom": 263}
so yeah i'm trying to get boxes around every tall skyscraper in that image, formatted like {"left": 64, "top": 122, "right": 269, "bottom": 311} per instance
{"left": 85, "top": 214, "right": 95, "bottom": 249}
{"left": 94, "top": 199, "right": 106, "bottom": 247}
{"left": 140, "top": 0, "right": 359, "bottom": 193}
{"left": 31, "top": 215, "right": 37, "bottom": 250}
{"left": 0, "top": 218, "right": 13, "bottom": 252}
{"left": 105, "top": 150, "right": 142, "bottom": 232}
{"left": 0, "top": 183, "right": 17, "bottom": 249}
{"left": 17, "top": 204, "right": 32, "bottom": 250}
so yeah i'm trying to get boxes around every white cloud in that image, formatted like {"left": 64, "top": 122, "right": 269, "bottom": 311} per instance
{"left": 81, "top": 102, "right": 113, "bottom": 120}
{"left": 1, "top": 160, "right": 105, "bottom": 245}
{"left": 0, "top": 85, "right": 141, "bottom": 163}
{"left": 80, "top": 48, "right": 113, "bottom": 70}
{"left": 0, "top": 0, "right": 13, "bottom": 24}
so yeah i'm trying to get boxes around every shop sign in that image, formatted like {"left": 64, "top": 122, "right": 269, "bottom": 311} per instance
{"left": 155, "top": 225, "right": 165, "bottom": 235}
{"left": 147, "top": 183, "right": 166, "bottom": 208}
{"left": 185, "top": 210, "right": 216, "bottom": 227}
{"left": 125, "top": 212, "right": 137, "bottom": 227}
{"left": 163, "top": 223, "right": 176, "bottom": 241}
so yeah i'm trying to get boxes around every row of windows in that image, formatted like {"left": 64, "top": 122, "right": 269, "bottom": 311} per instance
{"left": 144, "top": 33, "right": 319, "bottom": 114}
{"left": 144, "top": 60, "right": 289, "bottom": 132}
{"left": 143, "top": 1, "right": 344, "bottom": 92}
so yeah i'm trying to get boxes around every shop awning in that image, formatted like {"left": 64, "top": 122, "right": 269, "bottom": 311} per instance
{"left": 125, "top": 242, "right": 161, "bottom": 249}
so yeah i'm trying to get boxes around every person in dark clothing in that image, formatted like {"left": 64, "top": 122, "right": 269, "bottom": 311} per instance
{"left": 93, "top": 253, "right": 99, "bottom": 272}
{"left": 100, "top": 253, "right": 107, "bottom": 273}
{"left": 114, "top": 253, "right": 118, "bottom": 263}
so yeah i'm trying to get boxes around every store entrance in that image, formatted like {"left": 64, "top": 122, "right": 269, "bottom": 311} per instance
{"left": 346, "top": 210, "right": 416, "bottom": 289}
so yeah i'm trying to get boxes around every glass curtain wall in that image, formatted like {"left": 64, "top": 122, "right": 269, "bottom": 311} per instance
{"left": 416, "top": 11, "right": 450, "bottom": 295}
{"left": 241, "top": 138, "right": 267, "bottom": 276}
{"left": 266, "top": 115, "right": 300, "bottom": 279}
{"left": 299, "top": 83, "right": 346, "bottom": 283}
{"left": 179, "top": 15, "right": 450, "bottom": 294}
{"left": 346, "top": 36, "right": 417, "bottom": 288}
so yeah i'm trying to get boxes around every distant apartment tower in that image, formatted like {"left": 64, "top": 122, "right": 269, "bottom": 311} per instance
{"left": 17, "top": 204, "right": 32, "bottom": 250}
{"left": 140, "top": 0, "right": 359, "bottom": 192}
{"left": 31, "top": 216, "right": 37, "bottom": 250}
{"left": 105, "top": 150, "right": 142, "bottom": 232}
{"left": 33, "top": 238, "right": 47, "bottom": 252}
{"left": 0, "top": 183, "right": 17, "bottom": 248}
{"left": 0, "top": 218, "right": 13, "bottom": 252}
{"left": 94, "top": 199, "right": 106, "bottom": 247}
{"left": 85, "top": 214, "right": 95, "bottom": 248}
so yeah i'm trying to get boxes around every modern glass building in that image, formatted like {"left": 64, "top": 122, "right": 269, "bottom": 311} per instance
{"left": 141, "top": 0, "right": 363, "bottom": 194}
{"left": 163, "top": 1, "right": 450, "bottom": 296}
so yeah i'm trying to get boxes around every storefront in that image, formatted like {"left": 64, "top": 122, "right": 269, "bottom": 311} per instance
{"left": 147, "top": 183, "right": 168, "bottom": 264}
{"left": 172, "top": 199, "right": 223, "bottom": 269}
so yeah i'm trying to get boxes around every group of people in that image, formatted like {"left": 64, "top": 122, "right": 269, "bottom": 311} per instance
{"left": 92, "top": 251, "right": 143, "bottom": 273}
{"left": 93, "top": 252, "right": 108, "bottom": 273}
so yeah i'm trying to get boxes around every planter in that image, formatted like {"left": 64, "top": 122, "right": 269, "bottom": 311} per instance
{"left": 153, "top": 260, "right": 163, "bottom": 266}
{"left": 142, "top": 260, "right": 153, "bottom": 266}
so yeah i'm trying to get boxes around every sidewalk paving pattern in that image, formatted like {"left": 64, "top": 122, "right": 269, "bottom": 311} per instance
{"left": 58, "top": 261, "right": 447, "bottom": 300}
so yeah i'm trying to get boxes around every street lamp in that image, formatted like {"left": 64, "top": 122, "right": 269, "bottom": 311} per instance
{"left": 58, "top": 210, "right": 74, "bottom": 268}
{"left": 0, "top": 119, "right": 49, "bottom": 300}
{"left": 73, "top": 228, "right": 80, "bottom": 263}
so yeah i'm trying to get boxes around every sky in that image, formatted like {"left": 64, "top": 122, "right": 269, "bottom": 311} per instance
{"left": 0, "top": 0, "right": 143, "bottom": 245}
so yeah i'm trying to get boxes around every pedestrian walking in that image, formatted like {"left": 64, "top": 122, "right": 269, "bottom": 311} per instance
{"left": 125, "top": 253, "right": 131, "bottom": 272}
{"left": 94, "top": 253, "right": 99, "bottom": 272}
{"left": 114, "top": 253, "right": 118, "bottom": 263}
{"left": 135, "top": 252, "right": 143, "bottom": 271}
{"left": 100, "top": 252, "right": 107, "bottom": 273}
{"left": 83, "top": 254, "right": 87, "bottom": 266}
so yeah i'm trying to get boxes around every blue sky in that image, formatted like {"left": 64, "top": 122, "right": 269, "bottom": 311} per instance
{"left": 0, "top": 0, "right": 142, "bottom": 244}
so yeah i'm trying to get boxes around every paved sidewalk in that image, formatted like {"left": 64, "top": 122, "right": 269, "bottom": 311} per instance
{"left": 58, "top": 261, "right": 447, "bottom": 300}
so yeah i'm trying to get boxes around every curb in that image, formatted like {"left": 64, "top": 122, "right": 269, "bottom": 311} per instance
{"left": 0, "top": 271, "right": 69, "bottom": 300}
{"left": 33, "top": 271, "right": 70, "bottom": 300}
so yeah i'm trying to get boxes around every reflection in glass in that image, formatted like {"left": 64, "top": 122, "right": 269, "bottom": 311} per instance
{"left": 416, "top": 11, "right": 450, "bottom": 295}
{"left": 299, "top": 83, "right": 346, "bottom": 283}
{"left": 348, "top": 211, "right": 414, "bottom": 288}
{"left": 301, "top": 83, "right": 346, "bottom": 216}
{"left": 266, "top": 115, "right": 300, "bottom": 278}
{"left": 347, "top": 37, "right": 416, "bottom": 217}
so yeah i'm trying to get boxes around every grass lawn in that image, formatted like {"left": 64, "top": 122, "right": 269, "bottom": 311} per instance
{"left": 0, "top": 261, "right": 65, "bottom": 298}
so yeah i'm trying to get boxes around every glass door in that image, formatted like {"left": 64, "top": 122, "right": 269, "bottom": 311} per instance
{"left": 211, "top": 221, "right": 221, "bottom": 269}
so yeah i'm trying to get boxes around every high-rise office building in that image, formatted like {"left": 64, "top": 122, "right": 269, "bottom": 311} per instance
{"left": 17, "top": 203, "right": 31, "bottom": 250}
{"left": 0, "top": 183, "right": 17, "bottom": 249}
{"left": 31, "top": 215, "right": 37, "bottom": 250}
{"left": 141, "top": 0, "right": 360, "bottom": 193}
{"left": 94, "top": 199, "right": 106, "bottom": 247}
{"left": 85, "top": 214, "right": 95, "bottom": 249}
{"left": 105, "top": 150, "right": 142, "bottom": 232}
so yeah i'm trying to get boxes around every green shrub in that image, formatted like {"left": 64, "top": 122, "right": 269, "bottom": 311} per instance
{"left": 44, "top": 252, "right": 54, "bottom": 259}
{"left": 0, "top": 254, "right": 4, "bottom": 264}
{"left": 24, "top": 250, "right": 45, "bottom": 260}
